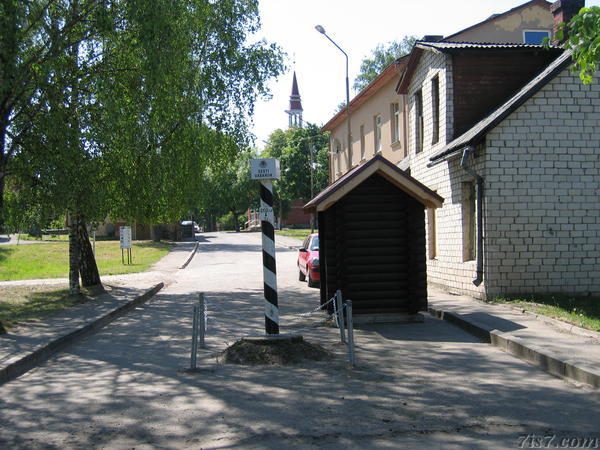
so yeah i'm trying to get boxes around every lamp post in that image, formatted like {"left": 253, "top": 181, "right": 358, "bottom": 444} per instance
{"left": 315, "top": 25, "right": 352, "bottom": 172}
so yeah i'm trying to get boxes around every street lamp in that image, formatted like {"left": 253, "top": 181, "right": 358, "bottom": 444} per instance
{"left": 315, "top": 25, "right": 352, "bottom": 172}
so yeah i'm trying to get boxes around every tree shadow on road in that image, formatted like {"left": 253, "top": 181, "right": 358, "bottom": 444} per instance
{"left": 1, "top": 285, "right": 599, "bottom": 449}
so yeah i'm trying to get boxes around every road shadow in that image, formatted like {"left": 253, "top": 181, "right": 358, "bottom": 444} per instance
{"left": 194, "top": 234, "right": 218, "bottom": 243}
{"left": 2, "top": 283, "right": 600, "bottom": 448}
{"left": 459, "top": 312, "right": 526, "bottom": 333}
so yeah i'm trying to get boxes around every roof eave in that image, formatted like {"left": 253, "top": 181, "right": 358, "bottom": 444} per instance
{"left": 322, "top": 58, "right": 407, "bottom": 132}
{"left": 304, "top": 154, "right": 444, "bottom": 212}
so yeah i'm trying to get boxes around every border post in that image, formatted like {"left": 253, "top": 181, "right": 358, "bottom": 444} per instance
{"left": 251, "top": 158, "right": 281, "bottom": 335}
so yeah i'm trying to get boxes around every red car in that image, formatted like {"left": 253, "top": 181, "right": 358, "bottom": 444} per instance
{"left": 298, "top": 233, "right": 320, "bottom": 287}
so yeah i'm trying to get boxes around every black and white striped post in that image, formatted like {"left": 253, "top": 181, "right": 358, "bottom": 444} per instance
{"left": 260, "top": 181, "right": 279, "bottom": 334}
{"left": 251, "top": 158, "right": 281, "bottom": 335}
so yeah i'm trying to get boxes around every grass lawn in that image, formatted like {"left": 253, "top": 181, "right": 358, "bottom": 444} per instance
{"left": 488, "top": 294, "right": 600, "bottom": 332}
{"left": 0, "top": 285, "right": 81, "bottom": 330}
{"left": 0, "top": 240, "right": 174, "bottom": 281}
{"left": 275, "top": 228, "right": 315, "bottom": 241}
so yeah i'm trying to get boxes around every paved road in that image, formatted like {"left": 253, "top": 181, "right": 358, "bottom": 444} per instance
{"left": 1, "top": 232, "right": 599, "bottom": 449}
{"left": 0, "top": 234, "right": 55, "bottom": 245}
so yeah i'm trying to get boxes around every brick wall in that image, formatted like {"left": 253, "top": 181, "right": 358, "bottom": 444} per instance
{"left": 408, "top": 50, "right": 600, "bottom": 298}
{"left": 483, "top": 68, "right": 600, "bottom": 296}
{"left": 407, "top": 50, "right": 488, "bottom": 298}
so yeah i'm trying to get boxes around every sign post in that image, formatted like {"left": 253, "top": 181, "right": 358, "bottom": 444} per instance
{"left": 120, "top": 226, "right": 132, "bottom": 265}
{"left": 250, "top": 158, "right": 281, "bottom": 335}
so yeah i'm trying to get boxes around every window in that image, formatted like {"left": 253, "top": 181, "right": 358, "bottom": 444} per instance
{"left": 360, "top": 125, "right": 365, "bottom": 160}
{"left": 374, "top": 114, "right": 382, "bottom": 153}
{"left": 332, "top": 138, "right": 342, "bottom": 175}
{"left": 431, "top": 76, "right": 440, "bottom": 144}
{"left": 390, "top": 102, "right": 400, "bottom": 143}
{"left": 523, "top": 30, "right": 551, "bottom": 45}
{"left": 333, "top": 138, "right": 342, "bottom": 153}
{"left": 427, "top": 207, "right": 437, "bottom": 259}
{"left": 414, "top": 90, "right": 423, "bottom": 153}
{"left": 462, "top": 182, "right": 476, "bottom": 261}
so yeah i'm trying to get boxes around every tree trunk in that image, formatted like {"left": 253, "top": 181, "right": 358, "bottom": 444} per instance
{"left": 75, "top": 215, "right": 102, "bottom": 290}
{"left": 150, "top": 224, "right": 161, "bottom": 242}
{"left": 68, "top": 214, "right": 80, "bottom": 295}
{"left": 233, "top": 213, "right": 240, "bottom": 232}
{"left": 0, "top": 119, "right": 7, "bottom": 229}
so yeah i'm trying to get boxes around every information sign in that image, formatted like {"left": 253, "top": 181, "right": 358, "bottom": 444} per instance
{"left": 250, "top": 158, "right": 280, "bottom": 180}
{"left": 120, "top": 226, "right": 132, "bottom": 249}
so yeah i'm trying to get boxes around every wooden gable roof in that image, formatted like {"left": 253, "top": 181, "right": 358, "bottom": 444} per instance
{"left": 304, "top": 154, "right": 444, "bottom": 213}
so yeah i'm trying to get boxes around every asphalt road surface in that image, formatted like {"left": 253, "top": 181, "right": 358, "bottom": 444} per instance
{"left": 1, "top": 232, "right": 599, "bottom": 449}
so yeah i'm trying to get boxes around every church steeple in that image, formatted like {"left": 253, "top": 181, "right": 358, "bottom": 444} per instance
{"left": 285, "top": 71, "right": 303, "bottom": 128}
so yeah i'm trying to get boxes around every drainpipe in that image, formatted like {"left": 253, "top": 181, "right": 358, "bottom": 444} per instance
{"left": 460, "top": 146, "right": 484, "bottom": 286}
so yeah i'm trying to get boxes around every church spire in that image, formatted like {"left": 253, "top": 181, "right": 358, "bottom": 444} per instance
{"left": 286, "top": 71, "right": 303, "bottom": 128}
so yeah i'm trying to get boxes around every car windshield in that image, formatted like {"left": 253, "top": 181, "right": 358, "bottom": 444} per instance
{"left": 310, "top": 236, "right": 319, "bottom": 251}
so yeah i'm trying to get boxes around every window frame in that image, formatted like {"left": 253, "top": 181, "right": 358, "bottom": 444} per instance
{"left": 374, "top": 114, "right": 382, "bottom": 153}
{"left": 427, "top": 207, "right": 437, "bottom": 260}
{"left": 523, "top": 29, "right": 551, "bottom": 45}
{"left": 360, "top": 124, "right": 365, "bottom": 160}
{"left": 414, "top": 90, "right": 423, "bottom": 154}
{"left": 462, "top": 182, "right": 476, "bottom": 262}
{"left": 431, "top": 76, "right": 440, "bottom": 145}
{"left": 390, "top": 102, "right": 400, "bottom": 144}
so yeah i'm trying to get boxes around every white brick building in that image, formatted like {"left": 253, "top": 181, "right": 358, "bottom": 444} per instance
{"left": 405, "top": 47, "right": 600, "bottom": 298}
{"left": 317, "top": 0, "right": 597, "bottom": 301}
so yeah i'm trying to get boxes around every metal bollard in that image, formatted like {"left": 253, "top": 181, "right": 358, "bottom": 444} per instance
{"left": 190, "top": 305, "right": 200, "bottom": 369}
{"left": 198, "top": 293, "right": 206, "bottom": 348}
{"left": 346, "top": 300, "right": 355, "bottom": 367}
{"left": 335, "top": 290, "right": 346, "bottom": 343}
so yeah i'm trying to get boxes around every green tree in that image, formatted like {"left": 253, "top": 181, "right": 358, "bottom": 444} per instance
{"left": 353, "top": 36, "right": 418, "bottom": 92}
{"left": 2, "top": 0, "right": 284, "bottom": 292}
{"left": 199, "top": 149, "right": 258, "bottom": 232}
{"left": 262, "top": 124, "right": 329, "bottom": 223}
{"left": 557, "top": 6, "right": 600, "bottom": 84}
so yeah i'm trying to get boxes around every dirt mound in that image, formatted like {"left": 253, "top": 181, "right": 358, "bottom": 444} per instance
{"left": 218, "top": 335, "right": 334, "bottom": 365}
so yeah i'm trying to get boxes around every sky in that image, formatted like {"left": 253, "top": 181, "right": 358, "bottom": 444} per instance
{"left": 250, "top": 0, "right": 599, "bottom": 149}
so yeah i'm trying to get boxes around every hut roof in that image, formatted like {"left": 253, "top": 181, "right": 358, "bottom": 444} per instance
{"left": 304, "top": 154, "right": 444, "bottom": 213}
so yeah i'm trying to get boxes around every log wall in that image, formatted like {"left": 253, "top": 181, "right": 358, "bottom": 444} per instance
{"left": 319, "top": 174, "right": 427, "bottom": 313}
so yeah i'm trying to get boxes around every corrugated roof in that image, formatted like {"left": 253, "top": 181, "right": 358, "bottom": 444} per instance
{"left": 429, "top": 50, "right": 572, "bottom": 165}
{"left": 416, "top": 41, "right": 561, "bottom": 51}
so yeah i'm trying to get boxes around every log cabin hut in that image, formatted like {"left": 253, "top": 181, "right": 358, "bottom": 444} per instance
{"left": 304, "top": 155, "right": 443, "bottom": 318}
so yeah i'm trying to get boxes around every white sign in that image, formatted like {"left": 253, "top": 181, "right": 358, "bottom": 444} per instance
{"left": 250, "top": 158, "right": 280, "bottom": 180}
{"left": 259, "top": 206, "right": 274, "bottom": 221}
{"left": 120, "top": 226, "right": 132, "bottom": 249}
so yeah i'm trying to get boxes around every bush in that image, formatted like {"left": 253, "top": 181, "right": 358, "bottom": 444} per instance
{"left": 217, "top": 212, "right": 247, "bottom": 231}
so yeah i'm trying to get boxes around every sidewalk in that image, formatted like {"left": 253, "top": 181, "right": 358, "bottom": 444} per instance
{"left": 1, "top": 232, "right": 599, "bottom": 389}
{"left": 0, "top": 239, "right": 198, "bottom": 384}
{"left": 428, "top": 288, "right": 600, "bottom": 388}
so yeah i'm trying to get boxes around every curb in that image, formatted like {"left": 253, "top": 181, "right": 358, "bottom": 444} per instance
{"left": 428, "top": 306, "right": 600, "bottom": 389}
{"left": 0, "top": 282, "right": 164, "bottom": 386}
{"left": 180, "top": 241, "right": 199, "bottom": 269}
